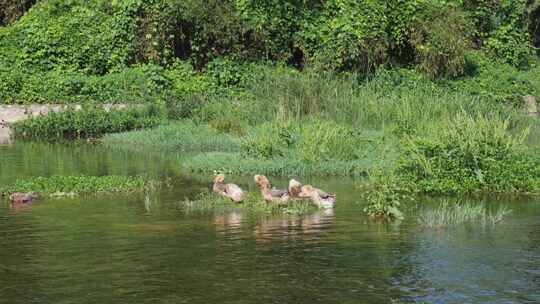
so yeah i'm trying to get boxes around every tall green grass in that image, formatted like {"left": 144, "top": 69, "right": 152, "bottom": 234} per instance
{"left": 11, "top": 106, "right": 162, "bottom": 141}
{"left": 103, "top": 121, "right": 240, "bottom": 153}
{"left": 201, "top": 67, "right": 533, "bottom": 134}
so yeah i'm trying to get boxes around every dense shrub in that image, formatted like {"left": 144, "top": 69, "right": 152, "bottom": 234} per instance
{"left": 410, "top": 4, "right": 471, "bottom": 78}
{"left": 397, "top": 114, "right": 540, "bottom": 194}
{"left": 11, "top": 106, "right": 163, "bottom": 141}
{"left": 0, "top": 64, "right": 169, "bottom": 104}
{"left": 448, "top": 57, "right": 539, "bottom": 105}
{"left": 0, "top": 0, "right": 138, "bottom": 74}
{"left": 361, "top": 170, "right": 407, "bottom": 220}
{"left": 1, "top": 0, "right": 538, "bottom": 79}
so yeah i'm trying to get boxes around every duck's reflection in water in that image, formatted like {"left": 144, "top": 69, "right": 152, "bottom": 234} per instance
{"left": 254, "top": 208, "right": 335, "bottom": 242}
{"left": 213, "top": 208, "right": 335, "bottom": 242}
{"left": 8, "top": 201, "right": 35, "bottom": 213}
{"left": 214, "top": 210, "right": 244, "bottom": 231}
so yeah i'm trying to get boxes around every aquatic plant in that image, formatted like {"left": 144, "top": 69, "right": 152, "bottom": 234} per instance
{"left": 361, "top": 169, "right": 409, "bottom": 221}
{"left": 418, "top": 200, "right": 512, "bottom": 228}
{"left": 179, "top": 191, "right": 318, "bottom": 216}
{"left": 0, "top": 175, "right": 157, "bottom": 197}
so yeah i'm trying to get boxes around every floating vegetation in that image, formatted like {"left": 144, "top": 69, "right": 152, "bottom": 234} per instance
{"left": 418, "top": 200, "right": 512, "bottom": 228}
{"left": 0, "top": 175, "right": 159, "bottom": 197}
{"left": 179, "top": 191, "right": 318, "bottom": 216}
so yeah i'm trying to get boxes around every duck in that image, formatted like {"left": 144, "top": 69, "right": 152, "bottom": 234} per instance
{"left": 212, "top": 174, "right": 245, "bottom": 203}
{"left": 299, "top": 185, "right": 336, "bottom": 209}
{"left": 288, "top": 179, "right": 304, "bottom": 198}
{"left": 289, "top": 178, "right": 336, "bottom": 209}
{"left": 254, "top": 174, "right": 290, "bottom": 203}
{"left": 9, "top": 192, "right": 39, "bottom": 204}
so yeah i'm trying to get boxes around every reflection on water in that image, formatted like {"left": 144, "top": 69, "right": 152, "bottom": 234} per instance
{"left": 253, "top": 209, "right": 335, "bottom": 242}
{"left": 0, "top": 143, "right": 539, "bottom": 304}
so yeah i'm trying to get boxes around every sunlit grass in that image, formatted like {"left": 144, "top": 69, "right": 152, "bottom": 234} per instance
{"left": 102, "top": 121, "right": 239, "bottom": 153}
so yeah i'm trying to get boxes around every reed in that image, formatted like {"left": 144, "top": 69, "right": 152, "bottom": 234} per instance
{"left": 418, "top": 200, "right": 512, "bottom": 228}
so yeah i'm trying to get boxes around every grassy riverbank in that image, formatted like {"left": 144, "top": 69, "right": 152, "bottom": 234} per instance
{"left": 2, "top": 0, "right": 540, "bottom": 219}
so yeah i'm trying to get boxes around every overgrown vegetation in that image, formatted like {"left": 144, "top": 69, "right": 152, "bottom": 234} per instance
{"left": 397, "top": 114, "right": 540, "bottom": 195}
{"left": 0, "top": 175, "right": 156, "bottom": 196}
{"left": 11, "top": 105, "right": 162, "bottom": 141}
{"left": 1, "top": 0, "right": 540, "bottom": 105}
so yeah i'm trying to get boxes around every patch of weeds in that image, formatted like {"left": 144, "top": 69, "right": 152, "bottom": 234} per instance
{"left": 418, "top": 200, "right": 512, "bottom": 228}
{"left": 102, "top": 120, "right": 240, "bottom": 153}
{"left": 0, "top": 175, "right": 158, "bottom": 196}
{"left": 360, "top": 169, "right": 409, "bottom": 221}
{"left": 178, "top": 191, "right": 318, "bottom": 216}
{"left": 11, "top": 105, "right": 163, "bottom": 141}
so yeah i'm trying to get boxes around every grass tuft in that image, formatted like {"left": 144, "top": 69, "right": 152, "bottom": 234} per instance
{"left": 418, "top": 200, "right": 512, "bottom": 228}
{"left": 178, "top": 191, "right": 319, "bottom": 216}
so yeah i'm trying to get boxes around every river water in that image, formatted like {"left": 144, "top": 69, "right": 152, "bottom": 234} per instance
{"left": 0, "top": 143, "right": 539, "bottom": 304}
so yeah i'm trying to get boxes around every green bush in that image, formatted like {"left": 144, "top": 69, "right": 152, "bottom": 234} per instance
{"left": 0, "top": 64, "right": 169, "bottom": 104}
{"left": 300, "top": 0, "right": 389, "bottom": 72}
{"left": 0, "top": 0, "right": 138, "bottom": 74}
{"left": 11, "top": 106, "right": 163, "bottom": 141}
{"left": 397, "top": 114, "right": 540, "bottom": 194}
{"left": 486, "top": 24, "right": 534, "bottom": 67}
{"left": 448, "top": 58, "right": 539, "bottom": 105}
{"left": 361, "top": 169, "right": 407, "bottom": 220}
{"left": 410, "top": 4, "right": 471, "bottom": 78}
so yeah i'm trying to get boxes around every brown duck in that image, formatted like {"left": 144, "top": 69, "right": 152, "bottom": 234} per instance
{"left": 9, "top": 192, "right": 39, "bottom": 204}
{"left": 288, "top": 179, "right": 336, "bottom": 209}
{"left": 254, "top": 175, "right": 290, "bottom": 203}
{"left": 213, "top": 174, "right": 245, "bottom": 203}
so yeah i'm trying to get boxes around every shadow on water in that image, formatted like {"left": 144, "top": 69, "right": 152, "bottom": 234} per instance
{"left": 0, "top": 142, "right": 539, "bottom": 303}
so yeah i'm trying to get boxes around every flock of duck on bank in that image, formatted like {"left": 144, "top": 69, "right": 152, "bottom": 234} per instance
{"left": 213, "top": 174, "right": 336, "bottom": 209}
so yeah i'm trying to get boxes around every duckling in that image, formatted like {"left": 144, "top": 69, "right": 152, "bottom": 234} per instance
{"left": 213, "top": 174, "right": 245, "bottom": 203}
{"left": 254, "top": 174, "right": 290, "bottom": 203}
{"left": 298, "top": 184, "right": 336, "bottom": 209}
{"left": 9, "top": 192, "right": 39, "bottom": 204}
